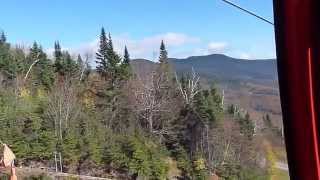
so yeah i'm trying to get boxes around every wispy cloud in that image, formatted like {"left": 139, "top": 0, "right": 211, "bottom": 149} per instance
{"left": 58, "top": 32, "right": 200, "bottom": 61}
{"left": 43, "top": 32, "right": 274, "bottom": 61}
{"left": 179, "top": 41, "right": 229, "bottom": 58}
{"left": 207, "top": 42, "right": 229, "bottom": 54}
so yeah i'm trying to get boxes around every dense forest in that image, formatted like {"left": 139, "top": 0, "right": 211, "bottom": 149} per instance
{"left": 0, "top": 28, "right": 281, "bottom": 179}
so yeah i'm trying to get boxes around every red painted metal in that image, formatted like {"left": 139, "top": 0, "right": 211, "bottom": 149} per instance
{"left": 308, "top": 48, "right": 320, "bottom": 179}
{"left": 273, "top": 1, "right": 320, "bottom": 179}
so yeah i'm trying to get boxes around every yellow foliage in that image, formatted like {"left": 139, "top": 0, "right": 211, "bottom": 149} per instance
{"left": 37, "top": 88, "right": 46, "bottom": 99}
{"left": 166, "top": 158, "right": 181, "bottom": 179}
{"left": 20, "top": 88, "right": 30, "bottom": 98}
{"left": 264, "top": 140, "right": 289, "bottom": 180}
{"left": 83, "top": 92, "right": 95, "bottom": 109}
{"left": 194, "top": 158, "right": 206, "bottom": 171}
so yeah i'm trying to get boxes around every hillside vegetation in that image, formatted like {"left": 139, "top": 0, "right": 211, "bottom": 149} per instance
{"left": 0, "top": 29, "right": 283, "bottom": 179}
{"left": 132, "top": 55, "right": 282, "bottom": 129}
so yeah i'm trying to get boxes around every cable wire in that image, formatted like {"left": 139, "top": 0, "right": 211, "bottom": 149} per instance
{"left": 221, "top": 0, "right": 274, "bottom": 25}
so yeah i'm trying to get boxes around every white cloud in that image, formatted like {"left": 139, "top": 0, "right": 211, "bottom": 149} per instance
{"left": 114, "top": 32, "right": 200, "bottom": 60}
{"left": 43, "top": 33, "right": 275, "bottom": 61}
{"left": 147, "top": 33, "right": 200, "bottom": 46}
{"left": 207, "top": 42, "right": 228, "bottom": 54}
{"left": 178, "top": 42, "right": 229, "bottom": 58}
{"left": 59, "top": 32, "right": 200, "bottom": 61}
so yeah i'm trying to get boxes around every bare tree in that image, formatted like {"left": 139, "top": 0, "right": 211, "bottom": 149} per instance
{"left": 175, "top": 68, "right": 200, "bottom": 105}
{"left": 79, "top": 52, "right": 91, "bottom": 82}
{"left": 45, "top": 80, "right": 81, "bottom": 140}
{"left": 24, "top": 58, "right": 39, "bottom": 81}
{"left": 131, "top": 70, "right": 175, "bottom": 137}
{"left": 207, "top": 118, "right": 258, "bottom": 173}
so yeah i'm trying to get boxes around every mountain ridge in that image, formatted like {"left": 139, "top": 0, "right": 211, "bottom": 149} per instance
{"left": 132, "top": 53, "right": 278, "bottom": 85}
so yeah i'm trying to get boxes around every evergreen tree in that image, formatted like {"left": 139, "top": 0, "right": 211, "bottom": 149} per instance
{"left": 36, "top": 50, "right": 54, "bottom": 89}
{"left": 53, "top": 42, "right": 78, "bottom": 78}
{"left": 76, "top": 54, "right": 84, "bottom": 76}
{"left": 123, "top": 46, "right": 130, "bottom": 65}
{"left": 77, "top": 54, "right": 83, "bottom": 66}
{"left": 54, "top": 41, "right": 62, "bottom": 59}
{"left": 0, "top": 31, "right": 15, "bottom": 78}
{"left": 62, "top": 51, "right": 78, "bottom": 77}
{"left": 28, "top": 43, "right": 54, "bottom": 89}
{"left": 240, "top": 112, "right": 255, "bottom": 139}
{"left": 106, "top": 32, "right": 121, "bottom": 67}
{"left": 107, "top": 33, "right": 114, "bottom": 51}
{"left": 54, "top": 41, "right": 63, "bottom": 74}
{"left": 95, "top": 29, "right": 122, "bottom": 86}
{"left": 0, "top": 31, "right": 6, "bottom": 44}
{"left": 28, "top": 42, "right": 40, "bottom": 64}
{"left": 120, "top": 46, "right": 131, "bottom": 79}
{"left": 95, "top": 27, "right": 108, "bottom": 79}
{"left": 157, "top": 40, "right": 172, "bottom": 82}
{"left": 10, "top": 46, "right": 26, "bottom": 76}
{"left": 228, "top": 104, "right": 236, "bottom": 115}
{"left": 263, "top": 113, "right": 272, "bottom": 128}
{"left": 194, "top": 86, "right": 223, "bottom": 124}
{"left": 159, "top": 40, "right": 168, "bottom": 64}
{"left": 106, "top": 33, "right": 122, "bottom": 87}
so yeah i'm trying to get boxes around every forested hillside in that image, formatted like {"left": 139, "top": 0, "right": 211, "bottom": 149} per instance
{"left": 0, "top": 28, "right": 283, "bottom": 179}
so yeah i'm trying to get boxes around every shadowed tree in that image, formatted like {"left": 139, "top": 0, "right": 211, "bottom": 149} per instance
{"left": 123, "top": 46, "right": 130, "bottom": 65}
{"left": 120, "top": 46, "right": 131, "bottom": 80}
{"left": 159, "top": 40, "right": 168, "bottom": 64}
{"left": 0, "top": 31, "right": 6, "bottom": 44}
{"left": 54, "top": 41, "right": 63, "bottom": 75}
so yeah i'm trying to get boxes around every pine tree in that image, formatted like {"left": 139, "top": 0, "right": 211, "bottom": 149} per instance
{"left": 27, "top": 42, "right": 40, "bottom": 65}
{"left": 96, "top": 27, "right": 109, "bottom": 79}
{"left": 37, "top": 49, "right": 54, "bottom": 89}
{"left": 106, "top": 32, "right": 121, "bottom": 67}
{"left": 120, "top": 46, "right": 131, "bottom": 79}
{"left": 53, "top": 42, "right": 78, "bottom": 78}
{"left": 157, "top": 40, "right": 172, "bottom": 81}
{"left": 240, "top": 112, "right": 254, "bottom": 139}
{"left": 108, "top": 33, "right": 114, "bottom": 51}
{"left": 106, "top": 33, "right": 122, "bottom": 87}
{"left": 28, "top": 43, "right": 54, "bottom": 89}
{"left": 30, "top": 42, "right": 39, "bottom": 55}
{"left": 123, "top": 46, "right": 130, "bottom": 65}
{"left": 95, "top": 30, "right": 122, "bottom": 86}
{"left": 10, "top": 46, "right": 26, "bottom": 76}
{"left": 159, "top": 40, "right": 168, "bottom": 64}
{"left": 54, "top": 41, "right": 62, "bottom": 59}
{"left": 62, "top": 51, "right": 78, "bottom": 77}
{"left": 193, "top": 87, "right": 223, "bottom": 124}
{"left": 77, "top": 54, "right": 83, "bottom": 66}
{"left": 0, "top": 31, "right": 15, "bottom": 78}
{"left": 263, "top": 113, "right": 272, "bottom": 128}
{"left": 0, "top": 31, "right": 6, "bottom": 44}
{"left": 54, "top": 41, "right": 63, "bottom": 75}
{"left": 76, "top": 54, "right": 84, "bottom": 76}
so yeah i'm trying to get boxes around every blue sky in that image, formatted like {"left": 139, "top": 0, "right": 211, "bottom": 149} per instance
{"left": 1, "top": 0, "right": 275, "bottom": 60}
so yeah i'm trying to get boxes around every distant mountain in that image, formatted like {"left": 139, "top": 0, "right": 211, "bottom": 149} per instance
{"left": 170, "top": 54, "right": 277, "bottom": 83}
{"left": 132, "top": 54, "right": 278, "bottom": 85}
{"left": 130, "top": 58, "right": 156, "bottom": 77}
